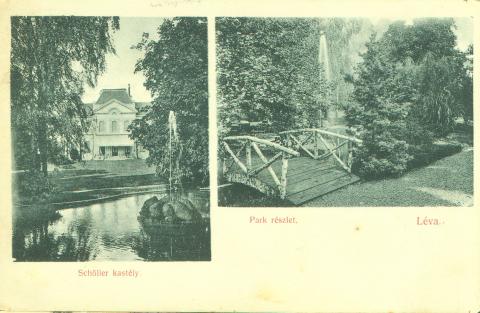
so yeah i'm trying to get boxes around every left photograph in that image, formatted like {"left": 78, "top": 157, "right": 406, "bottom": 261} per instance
{"left": 11, "top": 16, "right": 210, "bottom": 261}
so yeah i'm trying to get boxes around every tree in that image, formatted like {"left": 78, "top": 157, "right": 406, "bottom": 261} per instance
{"left": 383, "top": 18, "right": 457, "bottom": 63}
{"left": 346, "top": 35, "right": 417, "bottom": 178}
{"left": 130, "top": 17, "right": 209, "bottom": 185}
{"left": 11, "top": 16, "right": 119, "bottom": 175}
{"left": 347, "top": 18, "right": 472, "bottom": 178}
{"left": 460, "top": 45, "right": 473, "bottom": 122}
{"left": 217, "top": 18, "right": 331, "bottom": 134}
{"left": 414, "top": 51, "right": 470, "bottom": 134}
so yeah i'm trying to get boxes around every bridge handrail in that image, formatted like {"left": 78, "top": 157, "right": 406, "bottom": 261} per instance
{"left": 221, "top": 130, "right": 360, "bottom": 199}
{"left": 279, "top": 128, "right": 362, "bottom": 144}
{"left": 223, "top": 135, "right": 300, "bottom": 157}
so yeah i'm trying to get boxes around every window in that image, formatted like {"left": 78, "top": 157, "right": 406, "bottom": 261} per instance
{"left": 99, "top": 147, "right": 105, "bottom": 155}
{"left": 124, "top": 120, "right": 130, "bottom": 132}
{"left": 98, "top": 121, "right": 105, "bottom": 133}
{"left": 112, "top": 147, "right": 118, "bottom": 157}
{"left": 112, "top": 120, "right": 118, "bottom": 133}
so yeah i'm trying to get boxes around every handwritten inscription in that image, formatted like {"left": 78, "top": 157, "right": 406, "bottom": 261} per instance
{"left": 150, "top": 0, "right": 201, "bottom": 7}
{"left": 249, "top": 216, "right": 297, "bottom": 224}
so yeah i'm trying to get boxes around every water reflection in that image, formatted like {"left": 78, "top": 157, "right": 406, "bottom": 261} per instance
{"left": 132, "top": 225, "right": 210, "bottom": 261}
{"left": 13, "top": 192, "right": 210, "bottom": 261}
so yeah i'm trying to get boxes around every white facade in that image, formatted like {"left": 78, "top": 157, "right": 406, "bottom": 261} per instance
{"left": 82, "top": 88, "right": 150, "bottom": 160}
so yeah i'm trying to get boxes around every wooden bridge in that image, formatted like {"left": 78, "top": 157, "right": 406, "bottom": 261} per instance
{"left": 221, "top": 128, "right": 362, "bottom": 205}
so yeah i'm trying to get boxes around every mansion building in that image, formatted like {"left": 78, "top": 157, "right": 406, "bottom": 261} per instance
{"left": 82, "top": 87, "right": 150, "bottom": 160}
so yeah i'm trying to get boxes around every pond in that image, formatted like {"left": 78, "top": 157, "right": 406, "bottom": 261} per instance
{"left": 12, "top": 192, "right": 210, "bottom": 262}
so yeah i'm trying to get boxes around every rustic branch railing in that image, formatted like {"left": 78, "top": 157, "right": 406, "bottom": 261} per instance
{"left": 279, "top": 128, "right": 362, "bottom": 173}
{"left": 222, "top": 135, "right": 300, "bottom": 198}
{"left": 222, "top": 130, "right": 361, "bottom": 199}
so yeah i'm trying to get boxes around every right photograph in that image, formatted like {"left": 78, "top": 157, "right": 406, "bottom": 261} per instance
{"left": 216, "top": 17, "right": 473, "bottom": 207}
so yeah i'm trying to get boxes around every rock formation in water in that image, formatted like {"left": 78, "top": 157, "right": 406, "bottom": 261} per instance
{"left": 139, "top": 195, "right": 202, "bottom": 224}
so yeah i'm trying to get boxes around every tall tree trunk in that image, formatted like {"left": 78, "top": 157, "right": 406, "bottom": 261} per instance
{"left": 31, "top": 135, "right": 41, "bottom": 173}
{"left": 78, "top": 137, "right": 83, "bottom": 161}
{"left": 38, "top": 124, "right": 48, "bottom": 176}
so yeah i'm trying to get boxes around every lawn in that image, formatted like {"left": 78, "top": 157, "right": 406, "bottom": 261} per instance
{"left": 13, "top": 159, "right": 165, "bottom": 206}
{"left": 304, "top": 149, "right": 473, "bottom": 207}
{"left": 73, "top": 159, "right": 158, "bottom": 176}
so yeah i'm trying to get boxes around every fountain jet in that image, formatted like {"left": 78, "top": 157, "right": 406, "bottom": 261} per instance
{"left": 319, "top": 31, "right": 331, "bottom": 81}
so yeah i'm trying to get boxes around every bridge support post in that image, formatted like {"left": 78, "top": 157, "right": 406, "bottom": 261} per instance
{"left": 223, "top": 142, "right": 248, "bottom": 174}
{"left": 246, "top": 143, "right": 252, "bottom": 170}
{"left": 280, "top": 153, "right": 288, "bottom": 199}
{"left": 347, "top": 141, "right": 353, "bottom": 170}
{"left": 336, "top": 137, "right": 340, "bottom": 160}
{"left": 314, "top": 132, "right": 319, "bottom": 159}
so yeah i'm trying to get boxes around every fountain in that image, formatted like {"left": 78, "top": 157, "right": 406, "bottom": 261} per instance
{"left": 319, "top": 30, "right": 338, "bottom": 127}
{"left": 137, "top": 111, "right": 209, "bottom": 235}
{"left": 319, "top": 30, "right": 331, "bottom": 81}
{"left": 138, "top": 193, "right": 208, "bottom": 235}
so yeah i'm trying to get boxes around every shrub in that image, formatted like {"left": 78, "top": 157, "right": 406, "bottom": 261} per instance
{"left": 353, "top": 133, "right": 411, "bottom": 179}
{"left": 407, "top": 143, "right": 462, "bottom": 169}
{"left": 49, "top": 153, "right": 74, "bottom": 166}
{"left": 18, "top": 171, "right": 56, "bottom": 201}
{"left": 348, "top": 100, "right": 414, "bottom": 179}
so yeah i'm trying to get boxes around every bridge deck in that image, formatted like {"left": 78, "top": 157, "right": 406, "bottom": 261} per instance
{"left": 226, "top": 155, "right": 360, "bottom": 205}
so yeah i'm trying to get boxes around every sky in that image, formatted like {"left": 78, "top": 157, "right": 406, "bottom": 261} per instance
{"left": 453, "top": 17, "right": 474, "bottom": 51}
{"left": 82, "top": 17, "right": 164, "bottom": 103}
{"left": 82, "top": 17, "right": 473, "bottom": 104}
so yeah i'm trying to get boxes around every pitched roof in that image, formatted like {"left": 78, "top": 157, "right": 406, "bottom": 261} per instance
{"left": 96, "top": 88, "right": 133, "bottom": 105}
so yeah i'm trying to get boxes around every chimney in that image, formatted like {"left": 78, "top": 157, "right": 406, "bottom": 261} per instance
{"left": 128, "top": 84, "right": 131, "bottom": 97}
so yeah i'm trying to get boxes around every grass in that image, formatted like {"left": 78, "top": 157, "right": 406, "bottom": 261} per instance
{"left": 13, "top": 159, "right": 165, "bottom": 206}
{"left": 74, "top": 159, "right": 158, "bottom": 176}
{"left": 305, "top": 149, "right": 473, "bottom": 207}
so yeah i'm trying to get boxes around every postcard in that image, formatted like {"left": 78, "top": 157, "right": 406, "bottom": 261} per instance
{"left": 0, "top": 0, "right": 478, "bottom": 312}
